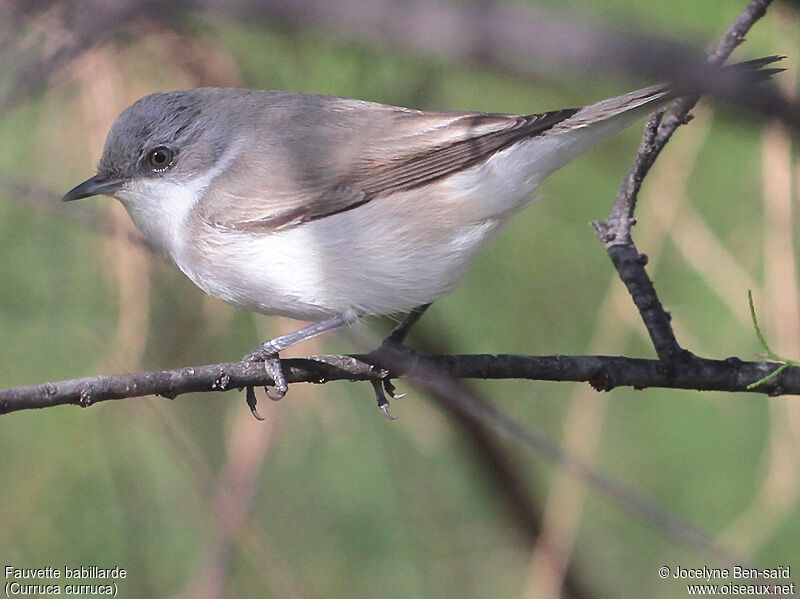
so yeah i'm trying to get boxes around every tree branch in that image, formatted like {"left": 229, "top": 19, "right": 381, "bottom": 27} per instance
{"left": 1, "top": 352, "right": 796, "bottom": 415}
{"left": 591, "top": 0, "right": 775, "bottom": 362}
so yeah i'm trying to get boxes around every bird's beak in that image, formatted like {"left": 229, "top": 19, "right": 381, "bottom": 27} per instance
{"left": 61, "top": 174, "right": 126, "bottom": 202}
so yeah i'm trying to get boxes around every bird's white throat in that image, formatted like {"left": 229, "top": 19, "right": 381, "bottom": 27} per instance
{"left": 114, "top": 141, "right": 243, "bottom": 257}
{"left": 114, "top": 179, "right": 201, "bottom": 257}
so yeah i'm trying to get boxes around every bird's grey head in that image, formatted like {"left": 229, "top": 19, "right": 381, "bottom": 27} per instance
{"left": 62, "top": 89, "right": 230, "bottom": 203}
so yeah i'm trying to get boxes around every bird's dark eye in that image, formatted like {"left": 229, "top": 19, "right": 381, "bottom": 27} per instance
{"left": 147, "top": 146, "right": 174, "bottom": 171}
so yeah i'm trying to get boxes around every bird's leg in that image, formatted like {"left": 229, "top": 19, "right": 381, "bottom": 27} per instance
{"left": 242, "top": 313, "right": 357, "bottom": 417}
{"left": 383, "top": 303, "right": 432, "bottom": 347}
{"left": 241, "top": 305, "right": 431, "bottom": 421}
{"left": 372, "top": 303, "right": 432, "bottom": 419}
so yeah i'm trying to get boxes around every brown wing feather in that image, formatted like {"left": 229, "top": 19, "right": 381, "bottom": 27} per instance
{"left": 343, "top": 108, "right": 579, "bottom": 199}
{"left": 218, "top": 107, "right": 579, "bottom": 233}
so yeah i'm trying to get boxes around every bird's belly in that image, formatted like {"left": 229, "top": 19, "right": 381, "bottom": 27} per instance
{"left": 176, "top": 197, "right": 506, "bottom": 321}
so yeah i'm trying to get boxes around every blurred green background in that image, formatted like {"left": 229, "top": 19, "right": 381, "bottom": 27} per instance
{"left": 1, "top": 1, "right": 799, "bottom": 598}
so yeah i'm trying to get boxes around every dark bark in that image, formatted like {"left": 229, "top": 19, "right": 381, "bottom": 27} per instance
{"left": 1, "top": 352, "right": 794, "bottom": 416}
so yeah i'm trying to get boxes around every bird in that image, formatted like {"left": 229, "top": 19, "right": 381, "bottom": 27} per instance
{"left": 62, "top": 56, "right": 783, "bottom": 418}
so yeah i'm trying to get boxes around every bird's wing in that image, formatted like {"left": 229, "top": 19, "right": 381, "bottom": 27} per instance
{"left": 190, "top": 52, "right": 791, "bottom": 233}
{"left": 196, "top": 102, "right": 580, "bottom": 233}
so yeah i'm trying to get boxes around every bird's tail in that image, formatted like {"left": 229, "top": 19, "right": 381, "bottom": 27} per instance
{"left": 685, "top": 55, "right": 787, "bottom": 92}
{"left": 550, "top": 54, "right": 785, "bottom": 137}
{"left": 531, "top": 55, "right": 784, "bottom": 179}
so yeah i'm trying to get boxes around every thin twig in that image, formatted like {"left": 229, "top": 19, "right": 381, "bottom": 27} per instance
{"left": 2, "top": 352, "right": 800, "bottom": 415}
{"left": 591, "top": 0, "right": 775, "bottom": 362}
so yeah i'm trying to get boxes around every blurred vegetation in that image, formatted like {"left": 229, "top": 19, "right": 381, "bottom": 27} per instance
{"left": 1, "top": 1, "right": 799, "bottom": 598}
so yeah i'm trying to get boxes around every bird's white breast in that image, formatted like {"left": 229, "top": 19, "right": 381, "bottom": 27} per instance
{"left": 177, "top": 203, "right": 504, "bottom": 320}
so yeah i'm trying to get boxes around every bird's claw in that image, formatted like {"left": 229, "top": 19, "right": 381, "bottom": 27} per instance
{"left": 371, "top": 379, "right": 399, "bottom": 420}
{"left": 382, "top": 378, "right": 405, "bottom": 400}
{"left": 245, "top": 385, "right": 265, "bottom": 421}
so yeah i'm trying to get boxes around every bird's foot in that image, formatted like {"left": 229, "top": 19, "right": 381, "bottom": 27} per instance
{"left": 238, "top": 314, "right": 360, "bottom": 420}
{"left": 242, "top": 340, "right": 288, "bottom": 420}
{"left": 367, "top": 332, "right": 425, "bottom": 420}
{"left": 243, "top": 340, "right": 288, "bottom": 399}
